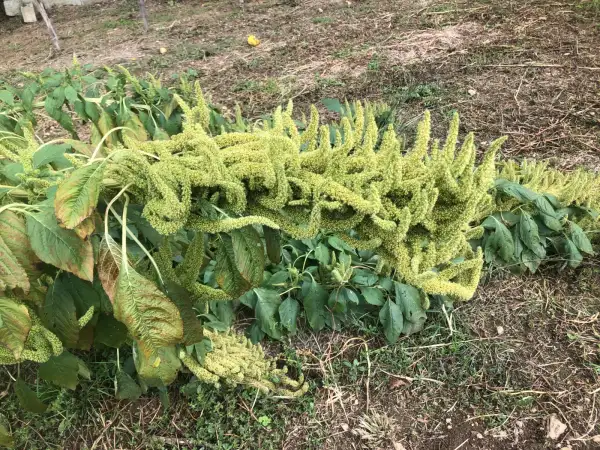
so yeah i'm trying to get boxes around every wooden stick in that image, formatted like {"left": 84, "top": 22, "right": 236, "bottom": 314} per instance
{"left": 30, "top": 0, "right": 60, "bottom": 51}
{"left": 139, "top": 0, "right": 149, "bottom": 32}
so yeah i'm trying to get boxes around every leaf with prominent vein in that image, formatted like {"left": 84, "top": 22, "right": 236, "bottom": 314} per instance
{"left": 231, "top": 227, "right": 265, "bottom": 287}
{"left": 0, "top": 298, "right": 31, "bottom": 359}
{"left": 26, "top": 201, "right": 94, "bottom": 281}
{"left": 0, "top": 234, "right": 29, "bottom": 292}
{"left": 113, "top": 266, "right": 183, "bottom": 354}
{"left": 0, "top": 211, "right": 41, "bottom": 283}
{"left": 54, "top": 161, "right": 105, "bottom": 229}
{"left": 97, "top": 235, "right": 123, "bottom": 302}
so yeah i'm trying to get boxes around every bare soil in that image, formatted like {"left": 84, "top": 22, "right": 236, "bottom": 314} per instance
{"left": 1, "top": 0, "right": 599, "bottom": 449}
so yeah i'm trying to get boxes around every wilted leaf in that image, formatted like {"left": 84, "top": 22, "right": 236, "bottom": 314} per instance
{"left": 279, "top": 297, "right": 299, "bottom": 333}
{"left": 113, "top": 266, "right": 183, "bottom": 354}
{"left": 492, "top": 218, "right": 515, "bottom": 262}
{"left": 115, "top": 371, "right": 142, "bottom": 401}
{"left": 38, "top": 351, "right": 82, "bottom": 390}
{"left": 215, "top": 234, "right": 252, "bottom": 297}
{"left": 263, "top": 226, "right": 281, "bottom": 264}
{"left": 379, "top": 299, "right": 403, "bottom": 343}
{"left": 97, "top": 235, "right": 123, "bottom": 302}
{"left": 73, "top": 214, "right": 97, "bottom": 240}
{"left": 0, "top": 298, "right": 31, "bottom": 359}
{"left": 254, "top": 288, "right": 281, "bottom": 338}
{"left": 303, "top": 280, "right": 327, "bottom": 331}
{"left": 95, "top": 109, "right": 117, "bottom": 148}
{"left": 27, "top": 201, "right": 94, "bottom": 281}
{"left": 14, "top": 379, "right": 48, "bottom": 414}
{"left": 121, "top": 113, "right": 148, "bottom": 142}
{"left": 54, "top": 162, "right": 104, "bottom": 229}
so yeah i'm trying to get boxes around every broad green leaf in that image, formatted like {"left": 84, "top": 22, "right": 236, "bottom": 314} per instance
{"left": 32, "top": 144, "right": 71, "bottom": 169}
{"left": 64, "top": 85, "right": 78, "bottom": 106}
{"left": 493, "top": 218, "right": 515, "bottom": 262}
{"left": 27, "top": 201, "right": 94, "bottom": 281}
{"left": 395, "top": 282, "right": 426, "bottom": 335}
{"left": 38, "top": 351, "right": 81, "bottom": 390}
{"left": 521, "top": 248, "right": 541, "bottom": 273}
{"left": 97, "top": 235, "right": 123, "bottom": 302}
{"left": 84, "top": 101, "right": 100, "bottom": 123}
{"left": 0, "top": 414, "right": 14, "bottom": 448}
{"left": 518, "top": 211, "right": 545, "bottom": 259}
{"left": 133, "top": 341, "right": 181, "bottom": 388}
{"left": 0, "top": 299, "right": 31, "bottom": 359}
{"left": 14, "top": 378, "right": 48, "bottom": 414}
{"left": 54, "top": 161, "right": 104, "bottom": 229}
{"left": 0, "top": 90, "right": 14, "bottom": 106}
{"left": 321, "top": 98, "right": 343, "bottom": 114}
{"left": 41, "top": 279, "right": 80, "bottom": 348}
{"left": 263, "top": 226, "right": 281, "bottom": 264}
{"left": 60, "top": 273, "right": 102, "bottom": 317}
{"left": 1, "top": 163, "right": 24, "bottom": 183}
{"left": 115, "top": 371, "right": 142, "bottom": 401}
{"left": 328, "top": 289, "right": 347, "bottom": 313}
{"left": 361, "top": 286, "right": 384, "bottom": 306}
{"left": 379, "top": 299, "right": 403, "bottom": 343}
{"left": 570, "top": 222, "right": 594, "bottom": 255}
{"left": 165, "top": 281, "right": 204, "bottom": 346}
{"left": 215, "top": 234, "right": 252, "bottom": 297}
{"left": 351, "top": 269, "right": 378, "bottom": 286}
{"left": 279, "top": 297, "right": 299, "bottom": 333}
{"left": 564, "top": 238, "right": 583, "bottom": 268}
{"left": 494, "top": 179, "right": 538, "bottom": 202}
{"left": 247, "top": 320, "right": 265, "bottom": 344}
{"left": 0, "top": 210, "right": 40, "bottom": 283}
{"left": 327, "top": 236, "right": 353, "bottom": 252}
{"left": 113, "top": 266, "right": 183, "bottom": 354}
{"left": 302, "top": 280, "right": 327, "bottom": 331}
{"left": 313, "top": 243, "right": 330, "bottom": 265}
{"left": 533, "top": 196, "right": 562, "bottom": 231}
{"left": 210, "top": 300, "right": 234, "bottom": 328}
{"left": 254, "top": 288, "right": 282, "bottom": 338}
{"left": 512, "top": 226, "right": 524, "bottom": 260}
{"left": 340, "top": 287, "right": 359, "bottom": 304}
{"left": 267, "top": 270, "right": 289, "bottom": 286}
{"left": 239, "top": 289, "right": 257, "bottom": 309}
{"left": 94, "top": 314, "right": 128, "bottom": 348}
{"left": 0, "top": 234, "right": 29, "bottom": 293}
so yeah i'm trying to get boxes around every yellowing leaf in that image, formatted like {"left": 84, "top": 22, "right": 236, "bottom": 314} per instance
{"left": 0, "top": 298, "right": 31, "bottom": 359}
{"left": 133, "top": 341, "right": 181, "bottom": 387}
{"left": 0, "top": 211, "right": 41, "bottom": 282}
{"left": 122, "top": 114, "right": 148, "bottom": 142}
{"left": 54, "top": 162, "right": 105, "bottom": 229}
{"left": 97, "top": 236, "right": 124, "bottom": 303}
{"left": 113, "top": 266, "right": 183, "bottom": 354}
{"left": 247, "top": 35, "right": 260, "bottom": 47}
{"left": 0, "top": 234, "right": 29, "bottom": 293}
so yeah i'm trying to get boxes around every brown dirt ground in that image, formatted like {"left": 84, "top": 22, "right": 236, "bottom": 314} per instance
{"left": 1, "top": 0, "right": 599, "bottom": 449}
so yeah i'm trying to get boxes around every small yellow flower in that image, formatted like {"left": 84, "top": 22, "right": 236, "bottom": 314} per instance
{"left": 247, "top": 35, "right": 260, "bottom": 47}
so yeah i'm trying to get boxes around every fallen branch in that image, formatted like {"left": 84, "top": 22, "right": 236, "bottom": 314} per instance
{"left": 30, "top": 0, "right": 60, "bottom": 51}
